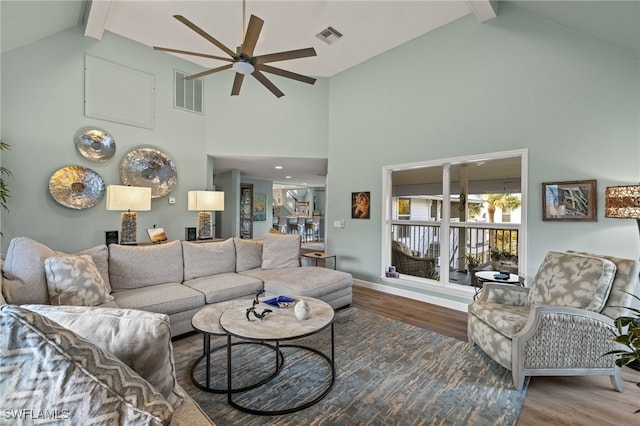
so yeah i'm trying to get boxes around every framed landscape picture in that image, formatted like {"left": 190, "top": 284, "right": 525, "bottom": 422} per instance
{"left": 542, "top": 179, "right": 597, "bottom": 221}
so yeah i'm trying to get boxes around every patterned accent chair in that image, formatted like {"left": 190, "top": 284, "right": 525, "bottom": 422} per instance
{"left": 391, "top": 241, "right": 436, "bottom": 279}
{"left": 468, "top": 250, "right": 640, "bottom": 391}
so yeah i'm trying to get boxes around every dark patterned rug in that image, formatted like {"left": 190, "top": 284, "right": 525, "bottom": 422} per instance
{"left": 172, "top": 307, "right": 527, "bottom": 425}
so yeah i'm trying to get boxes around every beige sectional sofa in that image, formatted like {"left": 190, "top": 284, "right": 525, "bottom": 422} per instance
{"left": 1, "top": 233, "right": 353, "bottom": 336}
{"left": 0, "top": 233, "right": 352, "bottom": 425}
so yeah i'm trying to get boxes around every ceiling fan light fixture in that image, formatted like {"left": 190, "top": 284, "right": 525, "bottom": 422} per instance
{"left": 233, "top": 60, "right": 254, "bottom": 75}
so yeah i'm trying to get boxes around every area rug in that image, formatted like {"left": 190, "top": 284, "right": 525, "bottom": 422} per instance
{"left": 172, "top": 307, "right": 528, "bottom": 425}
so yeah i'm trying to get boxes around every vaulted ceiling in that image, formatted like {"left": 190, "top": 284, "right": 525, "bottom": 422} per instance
{"left": 2, "top": 1, "right": 638, "bottom": 187}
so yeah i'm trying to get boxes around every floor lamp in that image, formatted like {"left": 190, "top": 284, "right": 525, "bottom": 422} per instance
{"left": 188, "top": 190, "right": 225, "bottom": 240}
{"left": 604, "top": 184, "right": 640, "bottom": 370}
{"left": 106, "top": 185, "right": 152, "bottom": 245}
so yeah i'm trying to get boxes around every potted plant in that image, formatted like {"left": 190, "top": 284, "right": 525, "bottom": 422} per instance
{"left": 0, "top": 140, "right": 10, "bottom": 212}
{"left": 465, "top": 254, "right": 480, "bottom": 274}
{"left": 606, "top": 291, "right": 640, "bottom": 411}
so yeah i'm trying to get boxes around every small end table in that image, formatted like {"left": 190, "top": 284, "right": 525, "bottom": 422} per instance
{"left": 473, "top": 271, "right": 523, "bottom": 300}
{"left": 302, "top": 252, "right": 337, "bottom": 270}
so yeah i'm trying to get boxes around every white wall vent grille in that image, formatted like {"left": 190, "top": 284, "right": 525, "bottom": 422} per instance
{"left": 174, "top": 71, "right": 203, "bottom": 114}
{"left": 316, "top": 26, "right": 343, "bottom": 44}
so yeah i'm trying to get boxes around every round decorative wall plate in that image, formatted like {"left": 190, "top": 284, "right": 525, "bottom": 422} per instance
{"left": 120, "top": 147, "right": 177, "bottom": 198}
{"left": 75, "top": 128, "right": 116, "bottom": 162}
{"left": 49, "top": 166, "right": 105, "bottom": 209}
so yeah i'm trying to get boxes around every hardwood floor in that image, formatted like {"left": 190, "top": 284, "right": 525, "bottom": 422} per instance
{"left": 352, "top": 285, "right": 640, "bottom": 426}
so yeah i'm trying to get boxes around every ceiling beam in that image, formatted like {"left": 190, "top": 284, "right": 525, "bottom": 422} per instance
{"left": 468, "top": 0, "right": 498, "bottom": 23}
{"left": 84, "top": 0, "right": 112, "bottom": 40}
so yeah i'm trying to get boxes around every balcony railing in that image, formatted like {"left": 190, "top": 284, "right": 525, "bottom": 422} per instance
{"left": 391, "top": 221, "right": 519, "bottom": 273}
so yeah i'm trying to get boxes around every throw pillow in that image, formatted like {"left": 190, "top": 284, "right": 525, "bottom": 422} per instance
{"left": 67, "top": 244, "right": 112, "bottom": 294}
{"left": 2, "top": 237, "right": 56, "bottom": 304}
{"left": 0, "top": 305, "right": 173, "bottom": 425}
{"left": 182, "top": 239, "right": 236, "bottom": 281}
{"left": 261, "top": 233, "right": 301, "bottom": 270}
{"left": 234, "top": 237, "right": 263, "bottom": 272}
{"left": 24, "top": 304, "right": 184, "bottom": 409}
{"left": 528, "top": 251, "right": 616, "bottom": 312}
{"left": 44, "top": 254, "right": 114, "bottom": 306}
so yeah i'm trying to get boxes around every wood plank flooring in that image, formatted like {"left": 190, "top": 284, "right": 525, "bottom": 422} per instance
{"left": 352, "top": 285, "right": 640, "bottom": 426}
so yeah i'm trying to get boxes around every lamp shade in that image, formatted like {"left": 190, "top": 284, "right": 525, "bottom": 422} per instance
{"left": 605, "top": 185, "right": 640, "bottom": 219}
{"left": 106, "top": 185, "right": 152, "bottom": 211}
{"left": 188, "top": 191, "right": 224, "bottom": 211}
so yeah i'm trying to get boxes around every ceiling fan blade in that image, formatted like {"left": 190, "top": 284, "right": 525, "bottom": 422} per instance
{"left": 254, "top": 47, "right": 317, "bottom": 65}
{"left": 173, "top": 15, "right": 237, "bottom": 58}
{"left": 251, "top": 70, "right": 285, "bottom": 98}
{"left": 231, "top": 73, "right": 245, "bottom": 96}
{"left": 257, "top": 64, "right": 316, "bottom": 85}
{"left": 240, "top": 15, "right": 264, "bottom": 58}
{"left": 153, "top": 47, "right": 233, "bottom": 62}
{"left": 185, "top": 64, "right": 233, "bottom": 80}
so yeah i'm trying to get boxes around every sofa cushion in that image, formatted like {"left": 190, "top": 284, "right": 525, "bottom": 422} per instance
{"left": 528, "top": 251, "right": 616, "bottom": 312}
{"left": 234, "top": 238, "right": 263, "bottom": 272}
{"left": 182, "top": 239, "right": 236, "bottom": 281}
{"left": 112, "top": 282, "right": 204, "bottom": 315}
{"left": 0, "top": 305, "right": 173, "bottom": 424}
{"left": 261, "top": 233, "right": 300, "bottom": 269}
{"left": 109, "top": 240, "right": 184, "bottom": 291}
{"left": 242, "top": 266, "right": 352, "bottom": 299}
{"left": 468, "top": 301, "right": 530, "bottom": 338}
{"left": 24, "top": 304, "right": 184, "bottom": 409}
{"left": 183, "top": 272, "right": 263, "bottom": 304}
{"left": 2, "top": 237, "right": 56, "bottom": 304}
{"left": 44, "top": 254, "right": 114, "bottom": 306}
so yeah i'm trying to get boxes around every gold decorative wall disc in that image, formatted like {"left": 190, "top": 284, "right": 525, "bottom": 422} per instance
{"left": 75, "top": 128, "right": 116, "bottom": 162}
{"left": 49, "top": 166, "right": 105, "bottom": 209}
{"left": 120, "top": 147, "right": 177, "bottom": 198}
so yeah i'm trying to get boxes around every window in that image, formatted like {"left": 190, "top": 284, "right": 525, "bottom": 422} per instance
{"left": 383, "top": 150, "right": 527, "bottom": 292}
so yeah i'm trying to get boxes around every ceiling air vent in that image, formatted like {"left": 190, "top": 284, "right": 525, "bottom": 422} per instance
{"left": 174, "top": 71, "right": 203, "bottom": 114}
{"left": 316, "top": 26, "right": 343, "bottom": 45}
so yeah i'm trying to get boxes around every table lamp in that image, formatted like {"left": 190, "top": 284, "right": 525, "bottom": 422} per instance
{"left": 605, "top": 184, "right": 640, "bottom": 237}
{"left": 106, "top": 185, "right": 152, "bottom": 245}
{"left": 188, "top": 190, "right": 224, "bottom": 240}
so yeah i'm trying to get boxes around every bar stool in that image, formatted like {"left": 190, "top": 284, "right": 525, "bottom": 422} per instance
{"left": 274, "top": 216, "right": 288, "bottom": 233}
{"left": 305, "top": 216, "right": 321, "bottom": 242}
{"left": 291, "top": 217, "right": 306, "bottom": 240}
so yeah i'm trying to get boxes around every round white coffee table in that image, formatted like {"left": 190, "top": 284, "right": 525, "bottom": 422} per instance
{"left": 190, "top": 298, "right": 283, "bottom": 394}
{"left": 219, "top": 296, "right": 335, "bottom": 415}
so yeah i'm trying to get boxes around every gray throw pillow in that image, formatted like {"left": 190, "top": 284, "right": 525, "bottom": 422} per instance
{"left": 182, "top": 239, "right": 236, "bottom": 280}
{"left": 234, "top": 237, "right": 263, "bottom": 272}
{"left": 2, "top": 237, "right": 56, "bottom": 304}
{"left": 261, "top": 233, "right": 301, "bottom": 270}
{"left": 44, "top": 255, "right": 114, "bottom": 306}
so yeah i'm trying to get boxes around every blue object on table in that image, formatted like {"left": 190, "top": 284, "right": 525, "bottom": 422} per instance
{"left": 493, "top": 273, "right": 510, "bottom": 280}
{"left": 263, "top": 296, "right": 296, "bottom": 308}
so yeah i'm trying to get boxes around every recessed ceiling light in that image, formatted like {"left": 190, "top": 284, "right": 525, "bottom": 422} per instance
{"left": 275, "top": 166, "right": 283, "bottom": 169}
{"left": 285, "top": 176, "right": 291, "bottom": 179}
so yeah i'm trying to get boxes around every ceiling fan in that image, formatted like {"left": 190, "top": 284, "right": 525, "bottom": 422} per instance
{"left": 153, "top": 2, "right": 317, "bottom": 98}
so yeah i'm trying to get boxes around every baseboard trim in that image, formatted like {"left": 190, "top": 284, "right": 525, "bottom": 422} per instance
{"left": 353, "top": 279, "right": 469, "bottom": 312}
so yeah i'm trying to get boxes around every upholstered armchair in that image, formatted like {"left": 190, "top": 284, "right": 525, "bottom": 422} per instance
{"left": 391, "top": 241, "right": 436, "bottom": 278}
{"left": 468, "top": 251, "right": 640, "bottom": 391}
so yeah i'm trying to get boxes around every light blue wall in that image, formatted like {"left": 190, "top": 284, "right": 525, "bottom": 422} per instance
{"left": 1, "top": 5, "right": 638, "bottom": 299}
{"left": 327, "top": 4, "right": 639, "bottom": 289}
{"left": 1, "top": 27, "right": 210, "bottom": 252}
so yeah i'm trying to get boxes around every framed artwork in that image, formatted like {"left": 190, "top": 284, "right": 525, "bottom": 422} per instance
{"left": 253, "top": 192, "right": 267, "bottom": 221}
{"left": 542, "top": 180, "right": 597, "bottom": 221}
{"left": 352, "top": 191, "right": 370, "bottom": 219}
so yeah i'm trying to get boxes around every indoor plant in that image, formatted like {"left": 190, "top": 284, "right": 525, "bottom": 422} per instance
{"left": 0, "top": 140, "right": 11, "bottom": 212}
{"left": 606, "top": 291, "right": 640, "bottom": 412}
